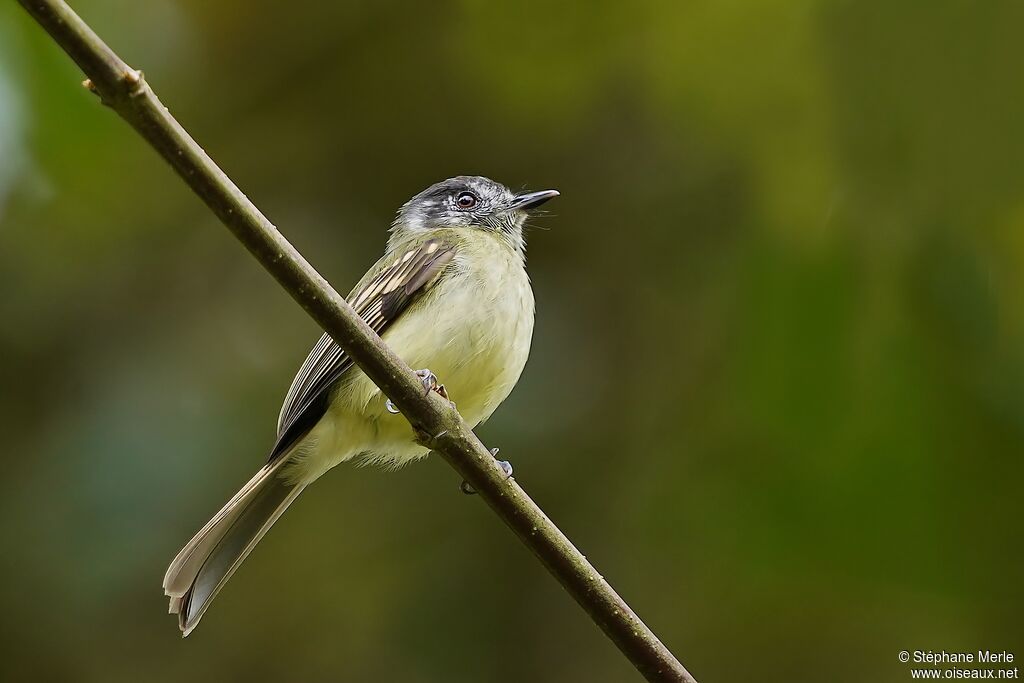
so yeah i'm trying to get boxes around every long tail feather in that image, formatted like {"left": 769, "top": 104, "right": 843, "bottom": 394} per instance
{"left": 163, "top": 459, "right": 305, "bottom": 636}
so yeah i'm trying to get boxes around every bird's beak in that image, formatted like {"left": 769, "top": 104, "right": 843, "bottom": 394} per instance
{"left": 510, "top": 189, "right": 560, "bottom": 211}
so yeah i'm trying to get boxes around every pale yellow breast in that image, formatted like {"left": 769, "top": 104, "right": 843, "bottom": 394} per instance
{"left": 378, "top": 234, "right": 535, "bottom": 426}
{"left": 290, "top": 232, "right": 535, "bottom": 480}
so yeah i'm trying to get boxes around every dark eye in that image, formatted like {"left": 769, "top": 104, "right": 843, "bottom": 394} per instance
{"left": 455, "top": 192, "right": 478, "bottom": 209}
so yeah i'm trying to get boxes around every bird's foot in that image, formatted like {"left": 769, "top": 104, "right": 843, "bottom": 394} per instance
{"left": 385, "top": 368, "right": 454, "bottom": 414}
{"left": 414, "top": 368, "right": 450, "bottom": 401}
{"left": 461, "top": 448, "right": 513, "bottom": 495}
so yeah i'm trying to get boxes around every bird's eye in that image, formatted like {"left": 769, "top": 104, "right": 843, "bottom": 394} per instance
{"left": 455, "top": 192, "right": 478, "bottom": 209}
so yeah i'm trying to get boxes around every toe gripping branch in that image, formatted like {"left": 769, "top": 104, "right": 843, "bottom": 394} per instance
{"left": 460, "top": 448, "right": 513, "bottom": 495}
{"left": 384, "top": 367, "right": 508, "bottom": 494}
{"left": 386, "top": 367, "right": 453, "bottom": 414}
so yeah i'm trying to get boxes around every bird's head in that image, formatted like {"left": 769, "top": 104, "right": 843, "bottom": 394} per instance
{"left": 391, "top": 176, "right": 558, "bottom": 254}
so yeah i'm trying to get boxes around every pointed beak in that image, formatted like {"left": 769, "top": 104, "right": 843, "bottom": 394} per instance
{"left": 510, "top": 189, "right": 560, "bottom": 211}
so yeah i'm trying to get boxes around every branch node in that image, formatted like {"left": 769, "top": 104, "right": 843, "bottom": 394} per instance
{"left": 123, "top": 68, "right": 145, "bottom": 96}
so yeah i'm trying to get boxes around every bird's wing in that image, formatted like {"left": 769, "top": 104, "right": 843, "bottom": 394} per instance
{"left": 270, "top": 238, "right": 457, "bottom": 461}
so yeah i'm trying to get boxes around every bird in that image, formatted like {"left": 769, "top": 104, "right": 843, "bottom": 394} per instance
{"left": 162, "top": 175, "right": 557, "bottom": 635}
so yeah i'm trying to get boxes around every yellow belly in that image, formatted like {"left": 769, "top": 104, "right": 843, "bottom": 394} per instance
{"left": 285, "top": 240, "right": 535, "bottom": 482}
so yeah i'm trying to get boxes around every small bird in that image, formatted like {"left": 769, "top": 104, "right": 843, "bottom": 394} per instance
{"left": 163, "top": 176, "right": 557, "bottom": 635}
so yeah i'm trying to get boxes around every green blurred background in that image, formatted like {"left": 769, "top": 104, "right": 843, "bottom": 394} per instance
{"left": 1, "top": 1, "right": 1022, "bottom": 681}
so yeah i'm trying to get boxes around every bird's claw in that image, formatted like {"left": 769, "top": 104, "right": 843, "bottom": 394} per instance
{"left": 461, "top": 448, "right": 513, "bottom": 495}
{"left": 414, "top": 368, "right": 443, "bottom": 397}
{"left": 385, "top": 368, "right": 453, "bottom": 415}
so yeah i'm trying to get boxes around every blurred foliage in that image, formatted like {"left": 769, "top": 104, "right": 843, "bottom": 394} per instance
{"left": 1, "top": 1, "right": 1023, "bottom": 681}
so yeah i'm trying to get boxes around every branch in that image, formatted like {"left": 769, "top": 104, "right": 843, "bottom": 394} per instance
{"left": 15, "top": 2, "right": 698, "bottom": 681}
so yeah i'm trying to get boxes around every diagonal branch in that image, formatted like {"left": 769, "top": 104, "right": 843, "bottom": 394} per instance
{"left": 15, "top": 1, "right": 698, "bottom": 681}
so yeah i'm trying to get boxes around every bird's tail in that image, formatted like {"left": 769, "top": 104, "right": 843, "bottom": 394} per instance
{"left": 162, "top": 457, "right": 305, "bottom": 636}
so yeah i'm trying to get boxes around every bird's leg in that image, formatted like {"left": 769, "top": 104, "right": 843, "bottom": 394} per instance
{"left": 460, "top": 448, "right": 513, "bottom": 495}
{"left": 385, "top": 368, "right": 454, "bottom": 414}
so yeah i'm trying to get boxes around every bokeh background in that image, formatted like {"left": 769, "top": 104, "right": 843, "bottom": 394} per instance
{"left": 1, "top": 1, "right": 1022, "bottom": 681}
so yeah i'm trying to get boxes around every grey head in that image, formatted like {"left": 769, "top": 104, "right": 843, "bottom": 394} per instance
{"left": 391, "top": 176, "right": 558, "bottom": 255}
